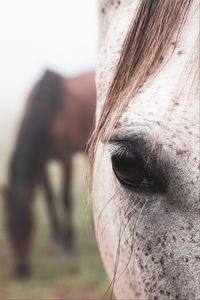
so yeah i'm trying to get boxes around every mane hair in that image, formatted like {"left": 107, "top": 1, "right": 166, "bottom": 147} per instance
{"left": 88, "top": 0, "right": 193, "bottom": 179}
{"left": 10, "top": 70, "right": 64, "bottom": 183}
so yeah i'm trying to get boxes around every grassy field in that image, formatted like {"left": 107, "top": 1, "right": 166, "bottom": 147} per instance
{"left": 0, "top": 126, "right": 109, "bottom": 300}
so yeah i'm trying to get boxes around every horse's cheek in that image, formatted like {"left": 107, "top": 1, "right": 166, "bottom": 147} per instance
{"left": 131, "top": 209, "right": 200, "bottom": 299}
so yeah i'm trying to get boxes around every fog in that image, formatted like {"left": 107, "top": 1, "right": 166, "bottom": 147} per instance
{"left": 0, "top": 0, "right": 97, "bottom": 118}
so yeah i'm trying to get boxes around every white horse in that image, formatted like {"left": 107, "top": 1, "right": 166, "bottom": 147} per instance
{"left": 89, "top": 0, "right": 199, "bottom": 299}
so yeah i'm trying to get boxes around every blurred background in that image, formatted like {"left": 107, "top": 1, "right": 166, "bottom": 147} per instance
{"left": 0, "top": 1, "right": 109, "bottom": 299}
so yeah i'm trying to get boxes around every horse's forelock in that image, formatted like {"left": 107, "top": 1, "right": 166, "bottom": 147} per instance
{"left": 88, "top": 0, "right": 194, "bottom": 182}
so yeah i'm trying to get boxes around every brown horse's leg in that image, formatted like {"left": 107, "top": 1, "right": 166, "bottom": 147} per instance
{"left": 62, "top": 158, "right": 74, "bottom": 250}
{"left": 42, "top": 171, "right": 61, "bottom": 240}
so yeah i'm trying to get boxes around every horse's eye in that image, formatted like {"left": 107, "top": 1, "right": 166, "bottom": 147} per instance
{"left": 111, "top": 152, "right": 156, "bottom": 190}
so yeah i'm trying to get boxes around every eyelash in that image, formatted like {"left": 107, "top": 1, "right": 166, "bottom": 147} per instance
{"left": 108, "top": 141, "right": 134, "bottom": 158}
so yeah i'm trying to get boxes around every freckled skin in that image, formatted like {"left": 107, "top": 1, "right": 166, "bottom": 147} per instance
{"left": 93, "top": 1, "right": 200, "bottom": 299}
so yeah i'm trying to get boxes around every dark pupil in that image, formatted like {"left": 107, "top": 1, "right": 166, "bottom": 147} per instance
{"left": 111, "top": 153, "right": 145, "bottom": 185}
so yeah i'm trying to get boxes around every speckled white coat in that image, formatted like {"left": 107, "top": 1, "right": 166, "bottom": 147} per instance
{"left": 93, "top": 0, "right": 199, "bottom": 299}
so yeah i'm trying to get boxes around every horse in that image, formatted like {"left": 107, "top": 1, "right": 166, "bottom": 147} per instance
{"left": 3, "top": 70, "right": 96, "bottom": 277}
{"left": 89, "top": 0, "right": 199, "bottom": 299}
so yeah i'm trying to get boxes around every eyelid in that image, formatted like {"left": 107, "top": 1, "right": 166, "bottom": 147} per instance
{"left": 108, "top": 127, "right": 153, "bottom": 161}
{"left": 108, "top": 128, "right": 164, "bottom": 166}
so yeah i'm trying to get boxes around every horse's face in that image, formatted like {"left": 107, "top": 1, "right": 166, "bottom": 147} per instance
{"left": 2, "top": 183, "right": 33, "bottom": 277}
{"left": 93, "top": 1, "right": 199, "bottom": 299}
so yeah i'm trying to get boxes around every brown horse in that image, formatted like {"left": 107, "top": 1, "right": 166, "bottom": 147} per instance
{"left": 3, "top": 70, "right": 96, "bottom": 277}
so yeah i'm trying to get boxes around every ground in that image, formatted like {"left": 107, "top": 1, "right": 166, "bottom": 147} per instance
{"left": 0, "top": 127, "right": 109, "bottom": 300}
